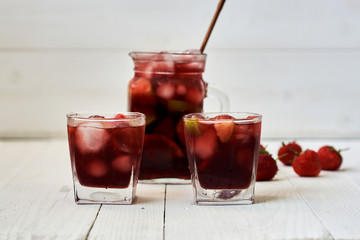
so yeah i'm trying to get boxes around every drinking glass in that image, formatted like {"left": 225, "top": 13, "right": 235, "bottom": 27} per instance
{"left": 67, "top": 112, "right": 145, "bottom": 204}
{"left": 183, "top": 112, "right": 262, "bottom": 205}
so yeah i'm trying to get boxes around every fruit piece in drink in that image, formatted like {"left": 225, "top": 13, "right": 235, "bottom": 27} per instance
{"left": 185, "top": 114, "right": 261, "bottom": 189}
{"left": 128, "top": 51, "right": 207, "bottom": 180}
{"left": 68, "top": 118, "right": 145, "bottom": 188}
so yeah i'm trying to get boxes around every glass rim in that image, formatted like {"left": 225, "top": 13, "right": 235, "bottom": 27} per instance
{"left": 183, "top": 112, "right": 262, "bottom": 123}
{"left": 66, "top": 111, "right": 145, "bottom": 121}
{"left": 129, "top": 51, "right": 207, "bottom": 57}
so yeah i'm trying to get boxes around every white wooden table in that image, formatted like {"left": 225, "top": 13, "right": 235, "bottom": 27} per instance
{"left": 1, "top": 138, "right": 359, "bottom": 240}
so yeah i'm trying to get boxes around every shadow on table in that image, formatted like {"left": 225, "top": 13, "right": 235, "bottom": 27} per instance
{"left": 254, "top": 195, "right": 280, "bottom": 204}
{"left": 135, "top": 196, "right": 162, "bottom": 204}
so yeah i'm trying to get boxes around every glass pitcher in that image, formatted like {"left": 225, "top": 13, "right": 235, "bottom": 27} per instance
{"left": 128, "top": 51, "right": 229, "bottom": 183}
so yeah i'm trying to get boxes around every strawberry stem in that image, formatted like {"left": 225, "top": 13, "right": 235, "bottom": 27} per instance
{"left": 339, "top": 147, "right": 350, "bottom": 153}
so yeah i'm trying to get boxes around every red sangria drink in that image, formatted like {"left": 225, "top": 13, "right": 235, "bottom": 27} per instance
{"left": 128, "top": 51, "right": 209, "bottom": 182}
{"left": 183, "top": 112, "right": 262, "bottom": 205}
{"left": 67, "top": 112, "right": 145, "bottom": 204}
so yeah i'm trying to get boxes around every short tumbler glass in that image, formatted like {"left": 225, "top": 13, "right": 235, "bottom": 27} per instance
{"left": 67, "top": 112, "right": 145, "bottom": 204}
{"left": 183, "top": 112, "right": 262, "bottom": 205}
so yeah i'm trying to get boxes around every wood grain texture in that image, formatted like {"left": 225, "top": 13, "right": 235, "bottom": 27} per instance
{"left": 165, "top": 174, "right": 331, "bottom": 240}
{"left": 0, "top": 141, "right": 47, "bottom": 187}
{"left": 0, "top": 139, "right": 100, "bottom": 239}
{"left": 286, "top": 170, "right": 360, "bottom": 239}
{"left": 0, "top": 139, "right": 359, "bottom": 239}
{"left": 87, "top": 184, "right": 165, "bottom": 240}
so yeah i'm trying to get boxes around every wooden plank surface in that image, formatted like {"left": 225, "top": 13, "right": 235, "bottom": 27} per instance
{"left": 0, "top": 139, "right": 100, "bottom": 239}
{"left": 0, "top": 138, "right": 359, "bottom": 239}
{"left": 165, "top": 173, "right": 332, "bottom": 240}
{"left": 0, "top": 140, "right": 47, "bottom": 187}
{"left": 87, "top": 184, "right": 165, "bottom": 240}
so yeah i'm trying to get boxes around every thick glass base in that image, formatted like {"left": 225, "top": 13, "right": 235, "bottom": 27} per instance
{"left": 73, "top": 180, "right": 135, "bottom": 205}
{"left": 193, "top": 179, "right": 255, "bottom": 205}
{"left": 139, "top": 178, "right": 191, "bottom": 184}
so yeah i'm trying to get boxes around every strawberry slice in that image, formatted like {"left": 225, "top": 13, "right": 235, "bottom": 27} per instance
{"left": 212, "top": 115, "right": 235, "bottom": 143}
{"left": 132, "top": 77, "right": 152, "bottom": 95}
{"left": 184, "top": 88, "right": 203, "bottom": 105}
{"left": 113, "top": 114, "right": 127, "bottom": 119}
{"left": 130, "top": 77, "right": 156, "bottom": 106}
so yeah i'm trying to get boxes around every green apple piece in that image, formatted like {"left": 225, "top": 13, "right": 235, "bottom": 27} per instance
{"left": 145, "top": 114, "right": 156, "bottom": 126}
{"left": 184, "top": 118, "right": 201, "bottom": 136}
{"left": 167, "top": 100, "right": 200, "bottom": 113}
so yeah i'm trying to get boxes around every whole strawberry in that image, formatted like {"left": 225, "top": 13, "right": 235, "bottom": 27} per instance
{"left": 256, "top": 146, "right": 278, "bottom": 181}
{"left": 318, "top": 146, "right": 343, "bottom": 170}
{"left": 278, "top": 141, "right": 302, "bottom": 166}
{"left": 292, "top": 150, "right": 321, "bottom": 177}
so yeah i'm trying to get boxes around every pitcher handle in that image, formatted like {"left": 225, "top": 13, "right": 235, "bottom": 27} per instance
{"left": 207, "top": 84, "right": 230, "bottom": 112}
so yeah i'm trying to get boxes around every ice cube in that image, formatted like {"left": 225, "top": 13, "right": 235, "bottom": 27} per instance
{"left": 129, "top": 117, "right": 146, "bottom": 127}
{"left": 185, "top": 88, "right": 203, "bottom": 105}
{"left": 75, "top": 122, "right": 110, "bottom": 154}
{"left": 234, "top": 133, "right": 251, "bottom": 145}
{"left": 139, "top": 62, "right": 154, "bottom": 79}
{"left": 181, "top": 49, "right": 202, "bottom": 62}
{"left": 217, "top": 190, "right": 241, "bottom": 199}
{"left": 250, "top": 122, "right": 262, "bottom": 138}
{"left": 156, "top": 83, "right": 175, "bottom": 99}
{"left": 111, "top": 155, "right": 133, "bottom": 173}
{"left": 195, "top": 128, "right": 218, "bottom": 159}
{"left": 113, "top": 127, "right": 143, "bottom": 154}
{"left": 155, "top": 52, "right": 175, "bottom": 71}
{"left": 184, "top": 61, "right": 205, "bottom": 72}
{"left": 144, "top": 52, "right": 175, "bottom": 75}
{"left": 234, "top": 124, "right": 249, "bottom": 134}
{"left": 233, "top": 124, "right": 251, "bottom": 144}
{"left": 176, "top": 84, "right": 187, "bottom": 95}
{"left": 86, "top": 159, "right": 108, "bottom": 177}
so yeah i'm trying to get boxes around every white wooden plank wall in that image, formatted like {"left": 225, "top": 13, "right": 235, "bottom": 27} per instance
{"left": 1, "top": 0, "right": 360, "bottom": 137}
